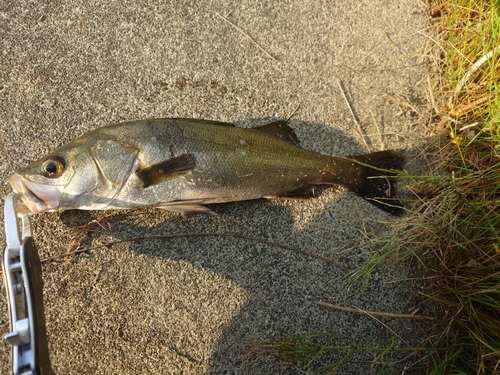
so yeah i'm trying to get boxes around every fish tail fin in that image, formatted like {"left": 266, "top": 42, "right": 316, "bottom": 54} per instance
{"left": 349, "top": 150, "right": 405, "bottom": 216}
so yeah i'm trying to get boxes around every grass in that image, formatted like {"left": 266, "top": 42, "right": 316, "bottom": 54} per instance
{"left": 351, "top": 0, "right": 500, "bottom": 372}
{"left": 247, "top": 332, "right": 434, "bottom": 375}
{"left": 250, "top": 1, "right": 500, "bottom": 373}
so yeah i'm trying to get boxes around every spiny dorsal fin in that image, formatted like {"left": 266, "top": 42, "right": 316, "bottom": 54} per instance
{"left": 254, "top": 120, "right": 300, "bottom": 146}
{"left": 136, "top": 153, "right": 196, "bottom": 188}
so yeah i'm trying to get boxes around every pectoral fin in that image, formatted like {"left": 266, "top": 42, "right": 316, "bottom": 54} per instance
{"left": 136, "top": 153, "right": 196, "bottom": 188}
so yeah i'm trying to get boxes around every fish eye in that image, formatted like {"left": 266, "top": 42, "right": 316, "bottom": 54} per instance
{"left": 41, "top": 156, "right": 66, "bottom": 177}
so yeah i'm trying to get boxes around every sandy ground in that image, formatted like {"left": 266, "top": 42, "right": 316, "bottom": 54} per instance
{"left": 0, "top": 1, "right": 438, "bottom": 374}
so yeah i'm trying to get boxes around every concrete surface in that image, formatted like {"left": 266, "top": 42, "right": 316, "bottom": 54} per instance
{"left": 0, "top": 1, "right": 437, "bottom": 374}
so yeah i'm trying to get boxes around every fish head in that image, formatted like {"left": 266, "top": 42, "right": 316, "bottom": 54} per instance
{"left": 9, "top": 134, "right": 139, "bottom": 216}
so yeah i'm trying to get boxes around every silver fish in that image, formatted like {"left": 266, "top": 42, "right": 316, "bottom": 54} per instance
{"left": 9, "top": 118, "right": 404, "bottom": 217}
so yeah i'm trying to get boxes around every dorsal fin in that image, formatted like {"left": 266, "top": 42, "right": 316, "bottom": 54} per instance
{"left": 254, "top": 120, "right": 300, "bottom": 146}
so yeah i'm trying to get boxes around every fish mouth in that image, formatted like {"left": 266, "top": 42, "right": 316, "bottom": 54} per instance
{"left": 8, "top": 174, "right": 63, "bottom": 216}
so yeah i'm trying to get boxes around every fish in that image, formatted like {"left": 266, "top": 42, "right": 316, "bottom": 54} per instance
{"left": 8, "top": 118, "right": 405, "bottom": 217}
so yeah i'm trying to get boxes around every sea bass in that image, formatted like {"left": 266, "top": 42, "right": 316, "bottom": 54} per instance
{"left": 9, "top": 118, "right": 404, "bottom": 217}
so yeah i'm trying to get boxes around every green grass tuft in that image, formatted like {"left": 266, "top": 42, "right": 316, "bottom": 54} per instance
{"left": 247, "top": 332, "right": 434, "bottom": 375}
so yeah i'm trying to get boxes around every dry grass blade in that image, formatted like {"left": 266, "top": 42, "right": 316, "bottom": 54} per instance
{"left": 337, "top": 79, "right": 372, "bottom": 151}
{"left": 318, "top": 301, "right": 439, "bottom": 322}
{"left": 215, "top": 12, "right": 277, "bottom": 62}
{"left": 449, "top": 45, "right": 500, "bottom": 109}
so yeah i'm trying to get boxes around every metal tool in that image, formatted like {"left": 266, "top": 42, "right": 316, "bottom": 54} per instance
{"left": 2, "top": 194, "right": 51, "bottom": 375}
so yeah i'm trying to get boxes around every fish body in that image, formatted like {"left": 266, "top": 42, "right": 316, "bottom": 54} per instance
{"left": 9, "top": 118, "right": 404, "bottom": 216}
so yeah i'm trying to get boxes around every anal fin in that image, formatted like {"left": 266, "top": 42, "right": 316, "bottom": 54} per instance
{"left": 155, "top": 200, "right": 216, "bottom": 216}
{"left": 277, "top": 185, "right": 316, "bottom": 199}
